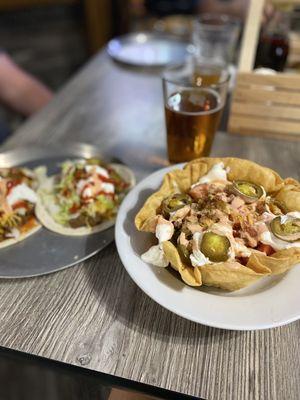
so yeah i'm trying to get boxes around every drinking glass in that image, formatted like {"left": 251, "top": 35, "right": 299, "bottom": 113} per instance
{"left": 163, "top": 62, "right": 229, "bottom": 163}
{"left": 192, "top": 14, "right": 240, "bottom": 65}
{"left": 255, "top": 10, "right": 290, "bottom": 71}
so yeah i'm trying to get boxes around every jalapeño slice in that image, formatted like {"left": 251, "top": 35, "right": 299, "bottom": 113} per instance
{"left": 270, "top": 216, "right": 300, "bottom": 242}
{"left": 232, "top": 181, "right": 264, "bottom": 203}
{"left": 200, "top": 232, "right": 230, "bottom": 262}
{"left": 162, "top": 193, "right": 192, "bottom": 217}
{"left": 177, "top": 244, "right": 192, "bottom": 267}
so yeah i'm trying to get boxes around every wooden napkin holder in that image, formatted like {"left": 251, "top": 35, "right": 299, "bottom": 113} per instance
{"left": 228, "top": 0, "right": 300, "bottom": 139}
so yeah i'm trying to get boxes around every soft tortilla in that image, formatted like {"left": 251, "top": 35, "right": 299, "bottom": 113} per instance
{"left": 0, "top": 167, "right": 41, "bottom": 249}
{"left": 36, "top": 163, "right": 135, "bottom": 236}
{"left": 0, "top": 218, "right": 41, "bottom": 249}
{"left": 135, "top": 157, "right": 300, "bottom": 290}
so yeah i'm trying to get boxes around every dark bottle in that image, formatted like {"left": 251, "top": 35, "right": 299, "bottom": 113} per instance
{"left": 255, "top": 10, "right": 290, "bottom": 72}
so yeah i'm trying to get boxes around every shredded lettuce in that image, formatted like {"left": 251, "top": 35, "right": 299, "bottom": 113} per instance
{"left": 83, "top": 195, "right": 115, "bottom": 218}
{"left": 55, "top": 162, "right": 76, "bottom": 192}
{"left": 43, "top": 160, "right": 126, "bottom": 227}
{"left": 53, "top": 204, "right": 74, "bottom": 225}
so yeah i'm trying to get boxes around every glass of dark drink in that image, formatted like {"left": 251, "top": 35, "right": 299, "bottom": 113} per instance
{"left": 163, "top": 62, "right": 229, "bottom": 163}
{"left": 255, "top": 9, "right": 290, "bottom": 72}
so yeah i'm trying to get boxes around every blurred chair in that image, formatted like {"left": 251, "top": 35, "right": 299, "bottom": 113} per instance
{"left": 228, "top": 0, "right": 300, "bottom": 139}
{"left": 0, "top": 0, "right": 118, "bottom": 53}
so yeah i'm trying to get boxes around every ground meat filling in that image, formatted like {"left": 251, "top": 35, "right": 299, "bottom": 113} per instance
{"left": 0, "top": 168, "right": 38, "bottom": 242}
{"left": 68, "top": 212, "right": 104, "bottom": 228}
{"left": 164, "top": 179, "right": 277, "bottom": 262}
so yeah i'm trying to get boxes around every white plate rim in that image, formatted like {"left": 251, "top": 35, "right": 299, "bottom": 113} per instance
{"left": 115, "top": 164, "right": 300, "bottom": 331}
{"left": 107, "top": 32, "right": 189, "bottom": 67}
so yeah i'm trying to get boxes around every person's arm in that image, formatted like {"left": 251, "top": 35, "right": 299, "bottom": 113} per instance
{"left": 0, "top": 53, "right": 53, "bottom": 117}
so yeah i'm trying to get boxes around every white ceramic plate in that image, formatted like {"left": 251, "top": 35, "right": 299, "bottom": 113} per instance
{"left": 107, "top": 32, "right": 190, "bottom": 67}
{"left": 115, "top": 165, "right": 300, "bottom": 331}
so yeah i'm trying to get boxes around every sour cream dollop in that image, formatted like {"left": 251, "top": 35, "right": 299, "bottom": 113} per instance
{"left": 280, "top": 211, "right": 300, "bottom": 224}
{"left": 141, "top": 244, "right": 168, "bottom": 268}
{"left": 260, "top": 211, "right": 300, "bottom": 250}
{"left": 260, "top": 231, "right": 300, "bottom": 251}
{"left": 192, "top": 162, "right": 228, "bottom": 188}
{"left": 155, "top": 216, "right": 174, "bottom": 243}
{"left": 190, "top": 232, "right": 211, "bottom": 267}
{"left": 85, "top": 165, "right": 109, "bottom": 178}
{"left": 7, "top": 183, "right": 37, "bottom": 206}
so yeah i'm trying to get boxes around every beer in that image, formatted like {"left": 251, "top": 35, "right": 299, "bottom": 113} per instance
{"left": 192, "top": 64, "right": 222, "bottom": 86}
{"left": 165, "top": 89, "right": 222, "bottom": 163}
{"left": 163, "top": 62, "right": 229, "bottom": 163}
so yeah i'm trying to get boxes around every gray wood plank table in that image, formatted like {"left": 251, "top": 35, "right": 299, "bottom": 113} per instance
{"left": 1, "top": 52, "right": 300, "bottom": 400}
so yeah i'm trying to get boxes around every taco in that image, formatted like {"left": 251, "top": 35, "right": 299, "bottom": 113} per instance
{"left": 0, "top": 167, "right": 41, "bottom": 248}
{"left": 36, "top": 158, "right": 135, "bottom": 236}
{"left": 135, "top": 158, "right": 300, "bottom": 291}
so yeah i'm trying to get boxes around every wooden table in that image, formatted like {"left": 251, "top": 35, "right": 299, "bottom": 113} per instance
{"left": 1, "top": 52, "right": 300, "bottom": 400}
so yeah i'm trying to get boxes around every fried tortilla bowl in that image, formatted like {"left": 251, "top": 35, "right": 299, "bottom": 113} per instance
{"left": 135, "top": 157, "right": 300, "bottom": 291}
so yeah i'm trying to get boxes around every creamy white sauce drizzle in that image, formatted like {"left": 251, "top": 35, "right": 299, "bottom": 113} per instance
{"left": 76, "top": 165, "right": 115, "bottom": 197}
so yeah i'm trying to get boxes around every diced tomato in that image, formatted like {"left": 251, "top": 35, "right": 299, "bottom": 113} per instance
{"left": 62, "top": 188, "right": 71, "bottom": 197}
{"left": 81, "top": 197, "right": 93, "bottom": 203}
{"left": 256, "top": 243, "right": 275, "bottom": 256}
{"left": 12, "top": 200, "right": 29, "bottom": 210}
{"left": 6, "top": 181, "right": 13, "bottom": 191}
{"left": 117, "top": 181, "right": 129, "bottom": 190}
{"left": 97, "top": 174, "right": 116, "bottom": 184}
{"left": 6, "top": 179, "right": 21, "bottom": 194}
{"left": 82, "top": 182, "right": 95, "bottom": 194}
{"left": 237, "top": 256, "right": 249, "bottom": 266}
{"left": 97, "top": 174, "right": 128, "bottom": 190}
{"left": 81, "top": 184, "right": 89, "bottom": 197}
{"left": 74, "top": 170, "right": 86, "bottom": 180}
{"left": 69, "top": 204, "right": 80, "bottom": 213}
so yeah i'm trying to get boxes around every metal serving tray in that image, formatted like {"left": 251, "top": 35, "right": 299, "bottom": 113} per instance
{"left": 0, "top": 143, "right": 116, "bottom": 278}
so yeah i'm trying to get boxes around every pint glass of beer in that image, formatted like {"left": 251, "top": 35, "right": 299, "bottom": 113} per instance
{"left": 163, "top": 62, "right": 229, "bottom": 163}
